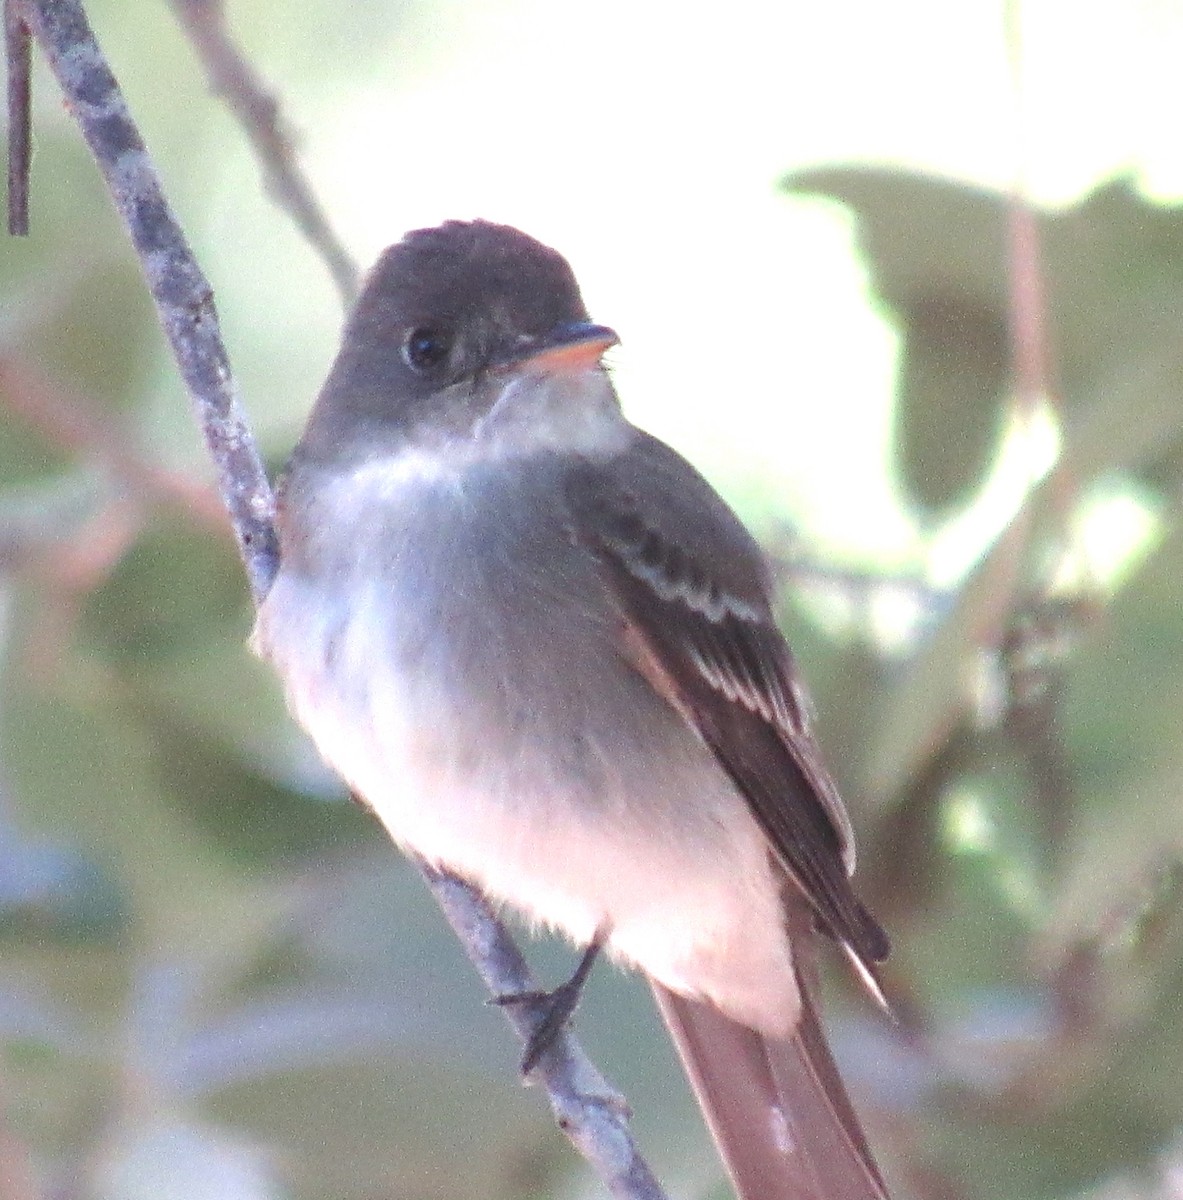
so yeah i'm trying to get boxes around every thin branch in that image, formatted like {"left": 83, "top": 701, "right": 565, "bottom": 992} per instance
{"left": 1003, "top": 0, "right": 1053, "bottom": 422}
{"left": 167, "top": 0, "right": 360, "bottom": 308}
{"left": 13, "top": 3, "right": 667, "bottom": 1195}
{"left": 4, "top": 0, "right": 31, "bottom": 235}
{"left": 1003, "top": 1, "right": 1075, "bottom": 527}
{"left": 1005, "top": 205, "right": 1050, "bottom": 421}
{"left": 427, "top": 868, "right": 669, "bottom": 1200}
{"left": 16, "top": 0, "right": 278, "bottom": 603}
{"left": 1002, "top": 2, "right": 1080, "bottom": 864}
{"left": 0, "top": 354, "right": 226, "bottom": 531}
{"left": 15, "top": 499, "right": 143, "bottom": 680}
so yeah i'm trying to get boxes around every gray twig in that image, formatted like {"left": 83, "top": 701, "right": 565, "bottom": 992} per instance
{"left": 4, "top": 0, "right": 31, "bottom": 235}
{"left": 167, "top": 0, "right": 360, "bottom": 308}
{"left": 15, "top": 0, "right": 278, "bottom": 603}
{"left": 427, "top": 868, "right": 670, "bottom": 1200}
{"left": 12, "top": 3, "right": 668, "bottom": 1195}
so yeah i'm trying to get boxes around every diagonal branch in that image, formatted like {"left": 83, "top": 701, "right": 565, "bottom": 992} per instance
{"left": 4, "top": 0, "right": 31, "bottom": 234}
{"left": 13, "top": 0, "right": 278, "bottom": 604}
{"left": 0, "top": 354, "right": 227, "bottom": 532}
{"left": 1002, "top": 0, "right": 1079, "bottom": 864}
{"left": 166, "top": 0, "right": 359, "bottom": 308}
{"left": 9, "top": 2, "right": 667, "bottom": 1196}
{"left": 427, "top": 869, "right": 668, "bottom": 1200}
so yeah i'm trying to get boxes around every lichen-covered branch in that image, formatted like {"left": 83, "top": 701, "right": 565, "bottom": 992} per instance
{"left": 16, "top": 0, "right": 278, "bottom": 603}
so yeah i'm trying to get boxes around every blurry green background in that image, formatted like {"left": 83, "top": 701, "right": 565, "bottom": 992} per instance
{"left": 4, "top": 0, "right": 1183, "bottom": 1197}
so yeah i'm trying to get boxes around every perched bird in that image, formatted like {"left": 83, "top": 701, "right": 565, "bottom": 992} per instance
{"left": 252, "top": 220, "right": 891, "bottom": 1200}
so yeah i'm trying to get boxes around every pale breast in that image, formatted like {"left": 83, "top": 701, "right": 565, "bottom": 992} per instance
{"left": 257, "top": 454, "right": 694, "bottom": 832}
{"left": 253, "top": 453, "right": 797, "bottom": 1035}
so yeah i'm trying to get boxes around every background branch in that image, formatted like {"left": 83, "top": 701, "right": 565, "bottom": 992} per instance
{"left": 1002, "top": 0, "right": 1080, "bottom": 862}
{"left": 167, "top": 0, "right": 360, "bottom": 308}
{"left": 4, "top": 0, "right": 30, "bottom": 235}
{"left": 0, "top": 354, "right": 226, "bottom": 531}
{"left": 11, "top": 1, "right": 666, "bottom": 1196}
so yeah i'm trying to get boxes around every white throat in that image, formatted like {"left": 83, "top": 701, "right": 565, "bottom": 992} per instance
{"left": 350, "top": 367, "right": 629, "bottom": 495}
{"left": 472, "top": 365, "right": 626, "bottom": 456}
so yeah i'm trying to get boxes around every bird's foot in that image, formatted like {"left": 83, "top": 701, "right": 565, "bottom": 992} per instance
{"left": 491, "top": 932, "right": 605, "bottom": 1075}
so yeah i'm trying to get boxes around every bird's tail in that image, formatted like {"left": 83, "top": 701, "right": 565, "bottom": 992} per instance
{"left": 651, "top": 979, "right": 889, "bottom": 1200}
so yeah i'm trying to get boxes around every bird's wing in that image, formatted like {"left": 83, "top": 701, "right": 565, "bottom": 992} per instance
{"left": 563, "top": 434, "right": 888, "bottom": 981}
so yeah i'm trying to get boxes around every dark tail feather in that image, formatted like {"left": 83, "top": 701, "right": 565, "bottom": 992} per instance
{"left": 651, "top": 982, "right": 889, "bottom": 1200}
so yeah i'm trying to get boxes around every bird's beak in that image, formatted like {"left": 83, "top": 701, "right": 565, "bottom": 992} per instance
{"left": 507, "top": 322, "right": 619, "bottom": 374}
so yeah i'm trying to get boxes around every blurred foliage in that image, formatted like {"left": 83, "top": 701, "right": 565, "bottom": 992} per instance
{"left": 4, "top": 3, "right": 1183, "bottom": 1200}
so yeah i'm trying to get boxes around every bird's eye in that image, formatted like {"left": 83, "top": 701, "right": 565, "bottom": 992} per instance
{"left": 401, "top": 326, "right": 452, "bottom": 374}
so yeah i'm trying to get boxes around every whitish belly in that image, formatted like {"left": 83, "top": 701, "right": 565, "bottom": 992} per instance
{"left": 253, "top": 475, "right": 796, "bottom": 1033}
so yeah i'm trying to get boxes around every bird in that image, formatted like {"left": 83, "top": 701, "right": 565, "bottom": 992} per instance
{"left": 251, "top": 219, "right": 891, "bottom": 1200}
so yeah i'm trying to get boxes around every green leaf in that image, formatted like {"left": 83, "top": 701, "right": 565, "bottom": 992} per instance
{"left": 786, "top": 168, "right": 1012, "bottom": 516}
{"left": 785, "top": 170, "right": 1183, "bottom": 507}
{"left": 893, "top": 293, "right": 1010, "bottom": 516}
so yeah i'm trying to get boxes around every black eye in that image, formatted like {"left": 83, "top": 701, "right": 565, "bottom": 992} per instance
{"left": 401, "top": 326, "right": 453, "bottom": 374}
